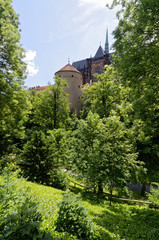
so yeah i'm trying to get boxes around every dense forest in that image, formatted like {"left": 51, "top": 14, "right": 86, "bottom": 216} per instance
{"left": 0, "top": 0, "right": 159, "bottom": 239}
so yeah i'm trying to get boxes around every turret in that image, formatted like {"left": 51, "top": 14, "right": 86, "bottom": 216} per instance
{"left": 105, "top": 27, "right": 109, "bottom": 54}
{"left": 55, "top": 63, "right": 82, "bottom": 116}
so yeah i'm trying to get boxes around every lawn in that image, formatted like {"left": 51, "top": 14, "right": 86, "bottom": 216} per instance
{"left": 0, "top": 174, "right": 159, "bottom": 239}
{"left": 25, "top": 180, "right": 159, "bottom": 240}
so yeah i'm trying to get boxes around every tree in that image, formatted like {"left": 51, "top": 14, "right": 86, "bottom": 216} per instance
{"left": 108, "top": 0, "right": 159, "bottom": 183}
{"left": 81, "top": 65, "right": 132, "bottom": 122}
{"left": 22, "top": 130, "right": 52, "bottom": 184}
{"left": 22, "top": 128, "right": 70, "bottom": 188}
{"left": 30, "top": 76, "right": 70, "bottom": 131}
{"left": 148, "top": 183, "right": 159, "bottom": 207}
{"left": 55, "top": 191, "right": 93, "bottom": 239}
{"left": 73, "top": 112, "right": 140, "bottom": 202}
{"left": 0, "top": 0, "right": 29, "bottom": 156}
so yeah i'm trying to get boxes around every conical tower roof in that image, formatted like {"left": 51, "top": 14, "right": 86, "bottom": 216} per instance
{"left": 105, "top": 28, "right": 109, "bottom": 53}
{"left": 56, "top": 63, "right": 81, "bottom": 74}
{"left": 94, "top": 46, "right": 105, "bottom": 59}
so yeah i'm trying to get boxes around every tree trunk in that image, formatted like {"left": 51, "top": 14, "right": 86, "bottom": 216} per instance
{"left": 98, "top": 181, "right": 103, "bottom": 194}
{"left": 109, "top": 188, "right": 113, "bottom": 206}
{"left": 141, "top": 182, "right": 146, "bottom": 197}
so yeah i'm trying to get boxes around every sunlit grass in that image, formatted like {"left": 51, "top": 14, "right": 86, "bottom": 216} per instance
{"left": 1, "top": 174, "right": 159, "bottom": 239}
{"left": 23, "top": 180, "right": 159, "bottom": 240}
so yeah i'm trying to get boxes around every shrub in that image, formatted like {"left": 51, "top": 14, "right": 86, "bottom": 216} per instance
{"left": 22, "top": 130, "right": 52, "bottom": 185}
{"left": 117, "top": 186, "right": 133, "bottom": 198}
{"left": 148, "top": 182, "right": 159, "bottom": 208}
{"left": 0, "top": 155, "right": 20, "bottom": 173}
{"left": 0, "top": 167, "right": 51, "bottom": 239}
{"left": 22, "top": 130, "right": 68, "bottom": 189}
{"left": 55, "top": 191, "right": 93, "bottom": 239}
{"left": 50, "top": 169, "right": 68, "bottom": 190}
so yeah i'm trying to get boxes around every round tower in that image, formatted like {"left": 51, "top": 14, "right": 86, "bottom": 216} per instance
{"left": 55, "top": 63, "right": 83, "bottom": 116}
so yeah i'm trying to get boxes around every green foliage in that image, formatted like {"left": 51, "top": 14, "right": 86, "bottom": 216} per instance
{"left": 29, "top": 76, "right": 71, "bottom": 131}
{"left": 22, "top": 129, "right": 69, "bottom": 189}
{"left": 49, "top": 169, "right": 68, "bottom": 191}
{"left": 0, "top": 167, "right": 51, "bottom": 239}
{"left": 55, "top": 192, "right": 94, "bottom": 239}
{"left": 47, "top": 128, "right": 72, "bottom": 169}
{"left": 1, "top": 175, "right": 158, "bottom": 240}
{"left": 108, "top": 0, "right": 159, "bottom": 180}
{"left": 73, "top": 112, "right": 140, "bottom": 196}
{"left": 22, "top": 130, "right": 52, "bottom": 185}
{"left": 0, "top": 154, "right": 20, "bottom": 173}
{"left": 81, "top": 65, "right": 131, "bottom": 121}
{"left": 93, "top": 203, "right": 159, "bottom": 240}
{"left": 148, "top": 183, "right": 159, "bottom": 207}
{"left": 0, "top": 0, "right": 30, "bottom": 157}
{"left": 117, "top": 186, "right": 133, "bottom": 199}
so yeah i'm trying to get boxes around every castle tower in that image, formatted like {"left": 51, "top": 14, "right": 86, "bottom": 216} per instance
{"left": 105, "top": 28, "right": 109, "bottom": 54}
{"left": 55, "top": 63, "right": 83, "bottom": 116}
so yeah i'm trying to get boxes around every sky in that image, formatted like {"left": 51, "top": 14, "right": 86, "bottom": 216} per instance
{"left": 12, "top": 0, "right": 119, "bottom": 88}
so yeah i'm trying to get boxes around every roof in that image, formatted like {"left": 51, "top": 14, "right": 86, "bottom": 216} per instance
{"left": 33, "top": 86, "right": 50, "bottom": 91}
{"left": 56, "top": 63, "right": 81, "bottom": 74}
{"left": 94, "top": 46, "right": 105, "bottom": 59}
{"left": 72, "top": 59, "right": 87, "bottom": 70}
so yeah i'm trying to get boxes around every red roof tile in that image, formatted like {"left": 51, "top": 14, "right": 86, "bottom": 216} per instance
{"left": 56, "top": 64, "right": 81, "bottom": 74}
{"left": 35, "top": 86, "right": 49, "bottom": 90}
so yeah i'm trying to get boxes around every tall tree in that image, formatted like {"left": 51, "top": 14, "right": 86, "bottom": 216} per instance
{"left": 30, "top": 76, "right": 70, "bottom": 131}
{"left": 108, "top": 0, "right": 159, "bottom": 182}
{"left": 22, "top": 130, "right": 52, "bottom": 184}
{"left": 81, "top": 65, "right": 132, "bottom": 121}
{"left": 0, "top": 0, "right": 29, "bottom": 156}
{"left": 73, "top": 112, "right": 139, "bottom": 200}
{"left": 22, "top": 128, "right": 70, "bottom": 188}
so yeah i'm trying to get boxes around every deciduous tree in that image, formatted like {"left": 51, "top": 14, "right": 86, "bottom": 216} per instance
{"left": 30, "top": 76, "right": 70, "bottom": 130}
{"left": 0, "top": 0, "right": 29, "bottom": 156}
{"left": 73, "top": 112, "right": 140, "bottom": 202}
{"left": 108, "top": 0, "right": 159, "bottom": 182}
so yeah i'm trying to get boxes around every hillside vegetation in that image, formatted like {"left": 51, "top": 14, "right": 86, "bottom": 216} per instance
{"left": 0, "top": 171, "right": 159, "bottom": 240}
{"left": 0, "top": 0, "right": 159, "bottom": 239}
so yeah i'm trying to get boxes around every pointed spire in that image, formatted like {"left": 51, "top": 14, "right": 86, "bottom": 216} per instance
{"left": 105, "top": 27, "right": 109, "bottom": 54}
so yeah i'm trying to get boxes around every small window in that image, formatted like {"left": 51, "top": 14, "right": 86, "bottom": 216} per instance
{"left": 78, "top": 85, "right": 80, "bottom": 88}
{"left": 72, "top": 75, "right": 74, "bottom": 77}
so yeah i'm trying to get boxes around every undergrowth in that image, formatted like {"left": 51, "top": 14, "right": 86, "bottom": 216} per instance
{"left": 0, "top": 168, "right": 159, "bottom": 239}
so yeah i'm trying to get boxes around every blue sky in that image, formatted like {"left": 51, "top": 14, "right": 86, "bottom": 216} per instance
{"left": 12, "top": 0, "right": 119, "bottom": 88}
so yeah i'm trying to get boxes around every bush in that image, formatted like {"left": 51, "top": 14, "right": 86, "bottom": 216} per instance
{"left": 22, "top": 130, "right": 52, "bottom": 185}
{"left": 22, "top": 130, "right": 68, "bottom": 189}
{"left": 50, "top": 169, "right": 68, "bottom": 190}
{"left": 117, "top": 186, "right": 133, "bottom": 198}
{"left": 0, "top": 167, "right": 51, "bottom": 240}
{"left": 148, "top": 182, "right": 159, "bottom": 208}
{"left": 0, "top": 155, "right": 20, "bottom": 173}
{"left": 55, "top": 191, "right": 94, "bottom": 239}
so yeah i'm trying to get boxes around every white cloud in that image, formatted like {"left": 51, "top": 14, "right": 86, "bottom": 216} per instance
{"left": 24, "top": 50, "right": 39, "bottom": 77}
{"left": 78, "top": 0, "right": 113, "bottom": 12}
{"left": 75, "top": 0, "right": 114, "bottom": 24}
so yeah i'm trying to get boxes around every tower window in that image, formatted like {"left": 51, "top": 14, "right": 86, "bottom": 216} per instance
{"left": 72, "top": 75, "right": 74, "bottom": 77}
{"left": 78, "top": 85, "right": 80, "bottom": 88}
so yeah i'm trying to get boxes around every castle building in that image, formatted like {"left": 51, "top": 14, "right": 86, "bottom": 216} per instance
{"left": 55, "top": 63, "right": 83, "bottom": 116}
{"left": 72, "top": 28, "right": 111, "bottom": 84}
{"left": 30, "top": 29, "right": 111, "bottom": 115}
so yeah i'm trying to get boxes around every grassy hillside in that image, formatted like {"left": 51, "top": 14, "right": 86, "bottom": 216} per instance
{"left": 24, "top": 180, "right": 159, "bottom": 239}
{"left": 0, "top": 175, "right": 159, "bottom": 239}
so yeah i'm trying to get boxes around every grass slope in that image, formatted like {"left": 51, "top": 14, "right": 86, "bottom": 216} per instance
{"left": 24, "top": 180, "right": 159, "bottom": 240}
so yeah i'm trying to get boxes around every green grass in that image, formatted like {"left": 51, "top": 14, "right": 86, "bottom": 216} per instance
{"left": 1, "top": 175, "right": 159, "bottom": 239}
{"left": 22, "top": 180, "right": 159, "bottom": 240}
